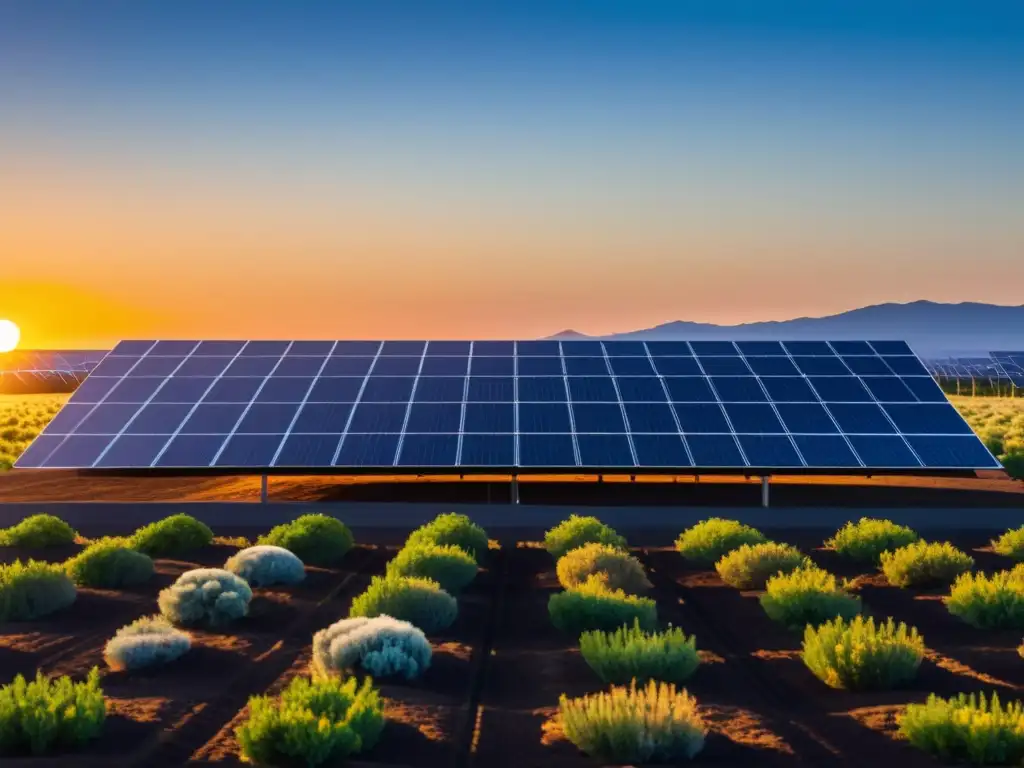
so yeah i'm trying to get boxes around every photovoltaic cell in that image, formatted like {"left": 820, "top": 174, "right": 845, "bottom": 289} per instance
{"left": 16, "top": 338, "right": 1001, "bottom": 472}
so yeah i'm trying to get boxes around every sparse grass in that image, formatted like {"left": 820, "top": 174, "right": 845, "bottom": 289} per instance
{"left": 951, "top": 395, "right": 1024, "bottom": 480}
{"left": 0, "top": 394, "right": 67, "bottom": 470}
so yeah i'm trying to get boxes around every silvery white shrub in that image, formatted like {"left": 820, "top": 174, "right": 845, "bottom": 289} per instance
{"left": 104, "top": 615, "right": 191, "bottom": 671}
{"left": 312, "top": 615, "right": 432, "bottom": 680}
{"left": 158, "top": 568, "right": 253, "bottom": 627}
{"left": 224, "top": 545, "right": 305, "bottom": 587}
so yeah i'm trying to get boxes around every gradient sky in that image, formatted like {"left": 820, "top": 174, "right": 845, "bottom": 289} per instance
{"left": 1, "top": 1, "right": 1022, "bottom": 348}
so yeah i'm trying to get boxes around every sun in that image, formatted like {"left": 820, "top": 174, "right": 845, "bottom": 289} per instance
{"left": 0, "top": 319, "right": 21, "bottom": 353}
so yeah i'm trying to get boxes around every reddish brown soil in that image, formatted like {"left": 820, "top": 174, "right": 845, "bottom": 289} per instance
{"left": 3, "top": 529, "right": 1023, "bottom": 767}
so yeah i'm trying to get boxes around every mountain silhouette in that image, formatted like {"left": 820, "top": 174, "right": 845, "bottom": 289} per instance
{"left": 548, "top": 301, "right": 1024, "bottom": 359}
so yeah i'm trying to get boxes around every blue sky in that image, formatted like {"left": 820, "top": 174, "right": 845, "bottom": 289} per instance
{"left": 1, "top": 1, "right": 1022, "bottom": 345}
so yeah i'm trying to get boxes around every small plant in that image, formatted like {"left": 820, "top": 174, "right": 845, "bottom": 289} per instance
{"left": 544, "top": 515, "right": 628, "bottom": 560}
{"left": 880, "top": 541, "right": 974, "bottom": 588}
{"left": 579, "top": 619, "right": 700, "bottom": 685}
{"left": 946, "top": 570, "right": 1024, "bottom": 629}
{"left": 235, "top": 675, "right": 384, "bottom": 767}
{"left": 801, "top": 615, "right": 924, "bottom": 690}
{"left": 675, "top": 518, "right": 767, "bottom": 566}
{"left": 64, "top": 539, "right": 154, "bottom": 588}
{"left": 549, "top": 576, "right": 657, "bottom": 635}
{"left": 0, "top": 559, "right": 77, "bottom": 621}
{"left": 992, "top": 525, "right": 1024, "bottom": 561}
{"left": 158, "top": 568, "right": 253, "bottom": 627}
{"left": 760, "top": 566, "right": 862, "bottom": 630}
{"left": 405, "top": 513, "right": 489, "bottom": 562}
{"left": 103, "top": 615, "right": 191, "bottom": 671}
{"left": 224, "top": 545, "right": 305, "bottom": 587}
{"left": 312, "top": 615, "right": 432, "bottom": 680}
{"left": 899, "top": 691, "right": 1024, "bottom": 765}
{"left": 715, "top": 542, "right": 809, "bottom": 590}
{"left": 349, "top": 575, "right": 457, "bottom": 633}
{"left": 556, "top": 680, "right": 707, "bottom": 763}
{"left": 385, "top": 543, "right": 478, "bottom": 593}
{"left": 129, "top": 513, "right": 213, "bottom": 557}
{"left": 556, "top": 542, "right": 651, "bottom": 594}
{"left": 825, "top": 518, "right": 920, "bottom": 564}
{"left": 0, "top": 513, "right": 76, "bottom": 548}
{"left": 0, "top": 668, "right": 105, "bottom": 756}
{"left": 257, "top": 514, "right": 354, "bottom": 567}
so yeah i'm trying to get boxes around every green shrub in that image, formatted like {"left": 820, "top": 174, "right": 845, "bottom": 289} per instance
{"left": 880, "top": 541, "right": 974, "bottom": 588}
{"left": 0, "top": 559, "right": 77, "bottom": 621}
{"left": 385, "top": 543, "right": 478, "bottom": 593}
{"left": 715, "top": 542, "right": 809, "bottom": 590}
{"left": 130, "top": 513, "right": 213, "bottom": 557}
{"left": 544, "top": 515, "right": 627, "bottom": 560}
{"left": 224, "top": 545, "right": 305, "bottom": 587}
{"left": 103, "top": 616, "right": 191, "bottom": 671}
{"left": 158, "top": 568, "right": 253, "bottom": 627}
{"left": 548, "top": 576, "right": 656, "bottom": 635}
{"left": 235, "top": 675, "right": 384, "bottom": 767}
{"left": 760, "top": 566, "right": 862, "bottom": 630}
{"left": 900, "top": 692, "right": 1024, "bottom": 765}
{"left": 312, "top": 615, "right": 432, "bottom": 680}
{"left": 257, "top": 514, "right": 353, "bottom": 567}
{"left": 992, "top": 526, "right": 1024, "bottom": 561}
{"left": 0, "top": 668, "right": 105, "bottom": 755}
{"left": 349, "top": 575, "right": 457, "bottom": 633}
{"left": 801, "top": 615, "right": 924, "bottom": 690}
{"left": 405, "top": 513, "right": 489, "bottom": 561}
{"left": 1002, "top": 452, "right": 1024, "bottom": 481}
{"left": 674, "top": 518, "right": 767, "bottom": 566}
{"left": 556, "top": 543, "right": 651, "bottom": 594}
{"left": 0, "top": 514, "right": 76, "bottom": 548}
{"left": 64, "top": 539, "right": 154, "bottom": 588}
{"left": 557, "top": 680, "right": 707, "bottom": 763}
{"left": 579, "top": 619, "right": 699, "bottom": 685}
{"left": 825, "top": 517, "right": 919, "bottom": 564}
{"left": 946, "top": 570, "right": 1024, "bottom": 629}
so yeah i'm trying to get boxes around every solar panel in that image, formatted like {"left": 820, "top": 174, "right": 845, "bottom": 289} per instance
{"left": 14, "top": 339, "right": 1002, "bottom": 472}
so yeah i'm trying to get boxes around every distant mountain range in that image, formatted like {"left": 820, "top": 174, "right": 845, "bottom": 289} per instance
{"left": 548, "top": 301, "right": 1024, "bottom": 359}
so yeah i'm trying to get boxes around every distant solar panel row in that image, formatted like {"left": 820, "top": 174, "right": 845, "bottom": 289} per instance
{"left": 990, "top": 352, "right": 1024, "bottom": 387}
{"left": 15, "top": 340, "right": 1001, "bottom": 472}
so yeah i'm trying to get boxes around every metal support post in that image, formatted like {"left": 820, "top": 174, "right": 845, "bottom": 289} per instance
{"left": 260, "top": 474, "right": 269, "bottom": 504}
{"left": 511, "top": 475, "right": 520, "bottom": 505}
{"left": 761, "top": 476, "right": 770, "bottom": 508}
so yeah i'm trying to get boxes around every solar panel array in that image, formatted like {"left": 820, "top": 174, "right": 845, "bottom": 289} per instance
{"left": 15, "top": 339, "right": 1001, "bottom": 472}
{"left": 990, "top": 352, "right": 1024, "bottom": 387}
{"left": 923, "top": 357, "right": 1009, "bottom": 381}
{"left": 0, "top": 350, "right": 106, "bottom": 383}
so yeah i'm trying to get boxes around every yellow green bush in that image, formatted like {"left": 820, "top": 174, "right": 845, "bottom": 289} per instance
{"left": 0, "top": 394, "right": 65, "bottom": 471}
{"left": 405, "top": 513, "right": 489, "bottom": 562}
{"left": 0, "top": 514, "right": 76, "bottom": 548}
{"left": 544, "top": 515, "right": 627, "bottom": 560}
{"left": 899, "top": 691, "right": 1024, "bottom": 765}
{"left": 556, "top": 543, "right": 651, "bottom": 594}
{"left": 759, "top": 566, "right": 861, "bottom": 629}
{"left": 945, "top": 569, "right": 1024, "bottom": 629}
{"left": 801, "top": 615, "right": 924, "bottom": 690}
{"left": 715, "top": 541, "right": 809, "bottom": 589}
{"left": 880, "top": 541, "right": 974, "bottom": 587}
{"left": 825, "top": 518, "right": 919, "bottom": 564}
{"left": 0, "top": 559, "right": 77, "bottom": 621}
{"left": 556, "top": 680, "right": 707, "bottom": 763}
{"left": 579, "top": 619, "right": 699, "bottom": 685}
{"left": 674, "top": 518, "right": 766, "bottom": 566}
{"left": 385, "top": 543, "right": 478, "bottom": 593}
{"left": 992, "top": 525, "right": 1024, "bottom": 561}
{"left": 548, "top": 576, "right": 656, "bottom": 635}
{"left": 952, "top": 396, "right": 1024, "bottom": 480}
{"left": 257, "top": 514, "right": 353, "bottom": 567}
{"left": 0, "top": 668, "right": 105, "bottom": 755}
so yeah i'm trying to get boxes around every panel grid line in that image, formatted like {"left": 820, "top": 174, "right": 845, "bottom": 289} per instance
{"left": 209, "top": 342, "right": 297, "bottom": 467}
{"left": 455, "top": 342, "right": 472, "bottom": 465}
{"left": 90, "top": 341, "right": 202, "bottom": 468}
{"left": 269, "top": 340, "right": 340, "bottom": 467}
{"left": 149, "top": 341, "right": 253, "bottom": 467}
{"left": 826, "top": 341, "right": 925, "bottom": 469}
{"left": 599, "top": 341, "right": 639, "bottom": 468}
{"left": 777, "top": 341, "right": 865, "bottom": 469}
{"left": 331, "top": 342, "right": 385, "bottom": 466}
{"left": 558, "top": 342, "right": 583, "bottom": 467}
{"left": 736, "top": 350, "right": 808, "bottom": 468}
{"left": 29, "top": 341, "right": 160, "bottom": 468}
{"left": 642, "top": 341, "right": 695, "bottom": 468}
{"left": 688, "top": 341, "right": 751, "bottom": 467}
{"left": 512, "top": 342, "right": 520, "bottom": 466}
{"left": 393, "top": 342, "right": 431, "bottom": 466}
